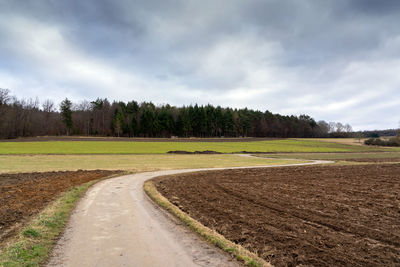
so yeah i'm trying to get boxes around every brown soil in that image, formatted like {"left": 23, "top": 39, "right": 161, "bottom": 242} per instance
{"left": 155, "top": 164, "right": 400, "bottom": 267}
{"left": 0, "top": 170, "right": 122, "bottom": 242}
{"left": 167, "top": 150, "right": 222, "bottom": 154}
{"left": 343, "top": 158, "right": 400, "bottom": 162}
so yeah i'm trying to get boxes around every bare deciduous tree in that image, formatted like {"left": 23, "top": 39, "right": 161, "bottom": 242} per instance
{"left": 0, "top": 88, "right": 10, "bottom": 106}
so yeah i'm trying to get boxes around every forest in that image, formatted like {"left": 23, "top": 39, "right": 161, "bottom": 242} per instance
{"left": 0, "top": 89, "right": 352, "bottom": 139}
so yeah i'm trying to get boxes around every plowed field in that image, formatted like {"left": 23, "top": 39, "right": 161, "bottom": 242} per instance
{"left": 0, "top": 170, "right": 121, "bottom": 242}
{"left": 155, "top": 164, "right": 400, "bottom": 267}
{"left": 344, "top": 158, "right": 400, "bottom": 162}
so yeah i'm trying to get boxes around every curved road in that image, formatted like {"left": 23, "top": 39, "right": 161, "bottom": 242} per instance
{"left": 47, "top": 158, "right": 332, "bottom": 267}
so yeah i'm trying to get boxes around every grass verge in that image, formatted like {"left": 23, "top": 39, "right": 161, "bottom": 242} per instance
{"left": 0, "top": 173, "right": 124, "bottom": 267}
{"left": 144, "top": 180, "right": 272, "bottom": 267}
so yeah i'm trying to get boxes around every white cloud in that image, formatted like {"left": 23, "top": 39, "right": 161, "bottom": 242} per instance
{"left": 0, "top": 1, "right": 399, "bottom": 130}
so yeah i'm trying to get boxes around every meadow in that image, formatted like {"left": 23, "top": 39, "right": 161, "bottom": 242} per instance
{"left": 0, "top": 154, "right": 304, "bottom": 173}
{"left": 0, "top": 138, "right": 386, "bottom": 154}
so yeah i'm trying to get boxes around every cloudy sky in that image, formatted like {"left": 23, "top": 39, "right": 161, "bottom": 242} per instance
{"left": 0, "top": 0, "right": 399, "bottom": 130}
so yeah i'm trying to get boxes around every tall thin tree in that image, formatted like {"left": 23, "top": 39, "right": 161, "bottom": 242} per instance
{"left": 60, "top": 98, "right": 73, "bottom": 136}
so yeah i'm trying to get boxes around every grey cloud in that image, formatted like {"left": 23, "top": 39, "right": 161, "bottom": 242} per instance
{"left": 348, "top": 0, "right": 400, "bottom": 15}
{"left": 0, "top": 0, "right": 399, "bottom": 130}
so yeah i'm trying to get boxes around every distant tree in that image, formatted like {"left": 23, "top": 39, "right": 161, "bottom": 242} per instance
{"left": 224, "top": 109, "right": 235, "bottom": 136}
{"left": 0, "top": 89, "right": 11, "bottom": 138}
{"left": 113, "top": 107, "right": 124, "bottom": 137}
{"left": 397, "top": 121, "right": 400, "bottom": 137}
{"left": 204, "top": 105, "right": 215, "bottom": 136}
{"left": 237, "top": 109, "right": 251, "bottom": 137}
{"left": 336, "top": 122, "right": 344, "bottom": 133}
{"left": 354, "top": 132, "right": 363, "bottom": 143}
{"left": 344, "top": 123, "right": 353, "bottom": 133}
{"left": 41, "top": 99, "right": 58, "bottom": 135}
{"left": 317, "top": 120, "right": 330, "bottom": 137}
{"left": 60, "top": 98, "right": 73, "bottom": 136}
{"left": 91, "top": 98, "right": 111, "bottom": 135}
{"left": 140, "top": 103, "right": 156, "bottom": 137}
{"left": 369, "top": 132, "right": 380, "bottom": 138}
{"left": 74, "top": 100, "right": 92, "bottom": 136}
{"left": 328, "top": 122, "right": 336, "bottom": 133}
{"left": 158, "top": 105, "right": 175, "bottom": 137}
{"left": 124, "top": 100, "right": 139, "bottom": 137}
{"left": 326, "top": 121, "right": 353, "bottom": 137}
{"left": 177, "top": 107, "right": 191, "bottom": 137}
{"left": 42, "top": 99, "right": 54, "bottom": 113}
{"left": 214, "top": 106, "right": 224, "bottom": 136}
{"left": 91, "top": 98, "right": 103, "bottom": 135}
{"left": 299, "top": 115, "right": 317, "bottom": 137}
{"left": 0, "top": 88, "right": 10, "bottom": 106}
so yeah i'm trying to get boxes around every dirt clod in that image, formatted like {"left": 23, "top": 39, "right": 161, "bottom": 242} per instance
{"left": 155, "top": 164, "right": 400, "bottom": 267}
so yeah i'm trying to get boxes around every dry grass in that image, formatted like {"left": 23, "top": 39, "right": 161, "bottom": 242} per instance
{"left": 299, "top": 138, "right": 367, "bottom": 146}
{"left": 0, "top": 154, "right": 304, "bottom": 174}
{"left": 253, "top": 151, "right": 400, "bottom": 160}
{"left": 144, "top": 180, "right": 271, "bottom": 267}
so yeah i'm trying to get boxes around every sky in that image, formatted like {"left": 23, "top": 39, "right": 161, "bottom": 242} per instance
{"left": 0, "top": 0, "right": 399, "bottom": 130}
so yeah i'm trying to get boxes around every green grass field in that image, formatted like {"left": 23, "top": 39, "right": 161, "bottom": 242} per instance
{"left": 0, "top": 139, "right": 386, "bottom": 154}
{"left": 0, "top": 154, "right": 306, "bottom": 173}
{"left": 1, "top": 138, "right": 396, "bottom": 173}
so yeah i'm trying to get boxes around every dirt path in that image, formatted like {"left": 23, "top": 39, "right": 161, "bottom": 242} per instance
{"left": 47, "top": 158, "right": 332, "bottom": 267}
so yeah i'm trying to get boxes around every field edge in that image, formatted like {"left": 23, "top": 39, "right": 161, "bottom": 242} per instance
{"left": 0, "top": 172, "right": 127, "bottom": 267}
{"left": 143, "top": 179, "right": 272, "bottom": 267}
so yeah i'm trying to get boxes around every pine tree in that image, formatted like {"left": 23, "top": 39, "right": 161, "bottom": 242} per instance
{"left": 60, "top": 98, "right": 73, "bottom": 136}
{"left": 113, "top": 107, "right": 124, "bottom": 137}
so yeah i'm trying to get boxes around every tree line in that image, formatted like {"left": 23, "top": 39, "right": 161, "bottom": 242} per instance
{"left": 0, "top": 89, "right": 353, "bottom": 139}
{"left": 358, "top": 129, "right": 399, "bottom": 138}
{"left": 364, "top": 137, "right": 400, "bottom": 147}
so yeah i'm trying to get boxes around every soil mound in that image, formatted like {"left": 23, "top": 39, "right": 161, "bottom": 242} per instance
{"left": 167, "top": 150, "right": 222, "bottom": 154}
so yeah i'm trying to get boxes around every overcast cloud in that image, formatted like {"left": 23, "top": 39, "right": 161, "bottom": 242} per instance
{"left": 0, "top": 0, "right": 399, "bottom": 130}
